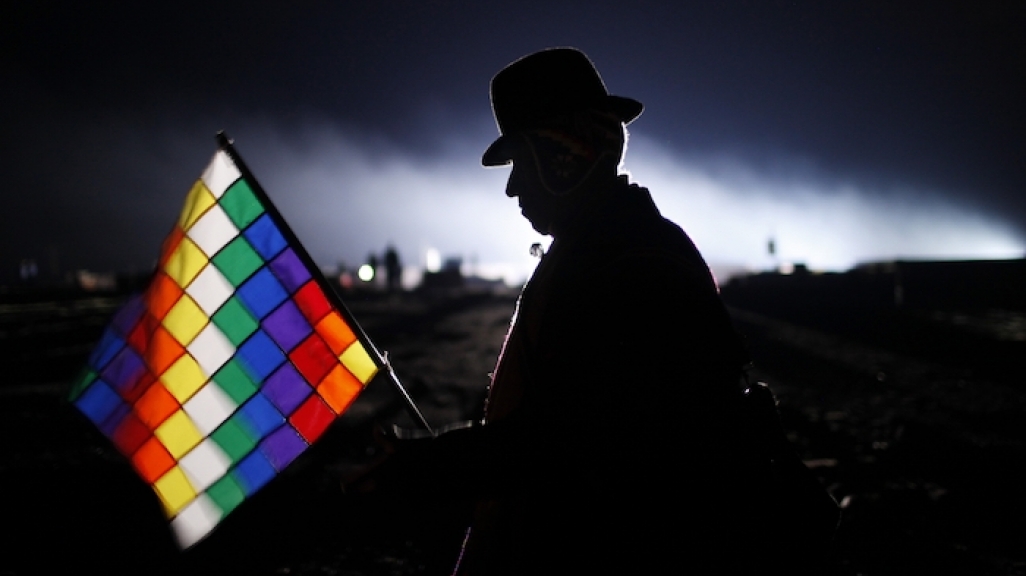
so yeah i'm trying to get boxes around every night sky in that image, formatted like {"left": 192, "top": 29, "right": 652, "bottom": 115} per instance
{"left": 2, "top": 1, "right": 1023, "bottom": 286}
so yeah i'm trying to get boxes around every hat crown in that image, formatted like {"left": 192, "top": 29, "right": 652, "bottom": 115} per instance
{"left": 488, "top": 47, "right": 642, "bottom": 140}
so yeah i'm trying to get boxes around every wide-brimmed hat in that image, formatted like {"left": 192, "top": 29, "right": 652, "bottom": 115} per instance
{"left": 482, "top": 47, "right": 643, "bottom": 167}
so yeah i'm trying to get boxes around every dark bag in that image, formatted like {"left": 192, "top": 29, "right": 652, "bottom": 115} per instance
{"left": 739, "top": 381, "right": 842, "bottom": 569}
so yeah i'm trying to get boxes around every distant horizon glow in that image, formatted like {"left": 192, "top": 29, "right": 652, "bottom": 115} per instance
{"left": 8, "top": 118, "right": 1024, "bottom": 288}
{"left": 250, "top": 124, "right": 1024, "bottom": 286}
{"left": 626, "top": 138, "right": 1026, "bottom": 277}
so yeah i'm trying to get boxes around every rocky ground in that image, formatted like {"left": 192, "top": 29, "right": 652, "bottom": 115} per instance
{"left": 2, "top": 282, "right": 1024, "bottom": 575}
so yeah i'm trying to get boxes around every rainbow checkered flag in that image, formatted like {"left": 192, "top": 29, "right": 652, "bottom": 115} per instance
{"left": 68, "top": 133, "right": 395, "bottom": 549}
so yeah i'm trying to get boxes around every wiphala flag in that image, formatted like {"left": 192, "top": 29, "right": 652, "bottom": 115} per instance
{"left": 69, "top": 133, "right": 385, "bottom": 549}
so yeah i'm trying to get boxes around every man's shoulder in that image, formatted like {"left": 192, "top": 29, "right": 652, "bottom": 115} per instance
{"left": 552, "top": 229, "right": 715, "bottom": 296}
{"left": 581, "top": 210, "right": 703, "bottom": 265}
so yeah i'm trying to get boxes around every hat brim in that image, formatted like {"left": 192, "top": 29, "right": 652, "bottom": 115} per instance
{"left": 481, "top": 135, "right": 516, "bottom": 167}
{"left": 482, "top": 95, "right": 643, "bottom": 167}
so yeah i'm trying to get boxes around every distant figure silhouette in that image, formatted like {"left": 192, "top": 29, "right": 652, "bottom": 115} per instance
{"left": 352, "top": 47, "right": 838, "bottom": 575}
{"left": 366, "top": 253, "right": 379, "bottom": 285}
{"left": 384, "top": 244, "right": 402, "bottom": 292}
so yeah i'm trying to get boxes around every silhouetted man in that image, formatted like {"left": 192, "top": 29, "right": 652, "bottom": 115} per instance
{"left": 358, "top": 47, "right": 835, "bottom": 575}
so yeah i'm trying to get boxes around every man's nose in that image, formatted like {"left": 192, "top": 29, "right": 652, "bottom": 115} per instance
{"left": 505, "top": 179, "right": 518, "bottom": 198}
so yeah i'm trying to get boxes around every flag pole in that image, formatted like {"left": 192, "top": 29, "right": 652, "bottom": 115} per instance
{"left": 215, "top": 131, "right": 435, "bottom": 436}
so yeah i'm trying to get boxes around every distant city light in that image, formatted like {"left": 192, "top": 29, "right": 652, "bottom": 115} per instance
{"left": 357, "top": 264, "right": 375, "bottom": 282}
{"left": 425, "top": 248, "right": 442, "bottom": 273}
{"left": 338, "top": 271, "right": 354, "bottom": 289}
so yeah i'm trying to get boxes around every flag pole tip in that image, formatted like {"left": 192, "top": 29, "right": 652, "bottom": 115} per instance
{"left": 216, "top": 131, "right": 232, "bottom": 148}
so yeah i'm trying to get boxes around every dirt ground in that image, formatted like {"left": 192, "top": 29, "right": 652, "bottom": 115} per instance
{"left": 2, "top": 284, "right": 1024, "bottom": 575}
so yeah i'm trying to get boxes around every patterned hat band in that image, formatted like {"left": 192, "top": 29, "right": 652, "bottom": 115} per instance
{"left": 520, "top": 109, "right": 624, "bottom": 196}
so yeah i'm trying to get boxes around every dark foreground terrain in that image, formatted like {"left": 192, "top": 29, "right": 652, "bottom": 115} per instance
{"left": 2, "top": 279, "right": 1024, "bottom": 575}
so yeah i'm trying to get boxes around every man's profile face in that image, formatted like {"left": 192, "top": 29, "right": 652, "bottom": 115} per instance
{"left": 505, "top": 148, "right": 560, "bottom": 236}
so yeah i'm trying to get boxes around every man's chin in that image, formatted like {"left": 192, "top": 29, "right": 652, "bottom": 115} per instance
{"left": 523, "top": 217, "right": 546, "bottom": 235}
{"left": 519, "top": 212, "right": 538, "bottom": 231}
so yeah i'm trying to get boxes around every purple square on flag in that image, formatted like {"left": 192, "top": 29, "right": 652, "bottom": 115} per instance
{"left": 263, "top": 363, "right": 312, "bottom": 415}
{"left": 110, "top": 294, "right": 146, "bottom": 338}
{"left": 269, "top": 248, "right": 311, "bottom": 292}
{"left": 260, "top": 424, "right": 307, "bottom": 471}
{"left": 98, "top": 402, "right": 132, "bottom": 437}
{"left": 263, "top": 300, "right": 313, "bottom": 352}
{"left": 100, "top": 346, "right": 148, "bottom": 399}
